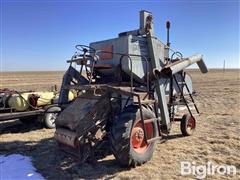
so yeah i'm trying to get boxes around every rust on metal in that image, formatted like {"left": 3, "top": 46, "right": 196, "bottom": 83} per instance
{"left": 54, "top": 128, "right": 77, "bottom": 148}
{"left": 97, "top": 46, "right": 113, "bottom": 60}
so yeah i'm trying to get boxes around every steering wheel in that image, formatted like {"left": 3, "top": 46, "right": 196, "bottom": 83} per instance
{"left": 75, "top": 45, "right": 96, "bottom": 54}
{"left": 171, "top": 51, "right": 183, "bottom": 60}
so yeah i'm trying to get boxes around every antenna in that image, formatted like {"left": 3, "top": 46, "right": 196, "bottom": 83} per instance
{"left": 223, "top": 60, "right": 225, "bottom": 72}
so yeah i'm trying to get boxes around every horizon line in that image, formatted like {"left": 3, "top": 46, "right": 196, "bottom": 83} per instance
{"left": 1, "top": 68, "right": 240, "bottom": 73}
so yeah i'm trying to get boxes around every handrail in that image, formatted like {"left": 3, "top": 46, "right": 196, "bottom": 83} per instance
{"left": 68, "top": 48, "right": 151, "bottom": 93}
{"left": 96, "top": 50, "right": 150, "bottom": 93}
{"left": 119, "top": 54, "right": 133, "bottom": 93}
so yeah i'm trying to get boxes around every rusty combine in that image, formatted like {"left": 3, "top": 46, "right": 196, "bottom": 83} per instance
{"left": 54, "top": 10, "right": 208, "bottom": 167}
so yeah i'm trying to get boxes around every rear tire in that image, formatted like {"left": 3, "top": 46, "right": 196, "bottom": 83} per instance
{"left": 180, "top": 113, "right": 196, "bottom": 136}
{"left": 110, "top": 105, "right": 157, "bottom": 167}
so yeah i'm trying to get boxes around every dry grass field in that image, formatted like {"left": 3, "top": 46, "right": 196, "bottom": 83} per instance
{"left": 0, "top": 71, "right": 64, "bottom": 91}
{"left": 0, "top": 69, "right": 239, "bottom": 179}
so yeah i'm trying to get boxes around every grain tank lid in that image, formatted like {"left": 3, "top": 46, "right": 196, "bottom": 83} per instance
{"left": 118, "top": 30, "right": 139, "bottom": 37}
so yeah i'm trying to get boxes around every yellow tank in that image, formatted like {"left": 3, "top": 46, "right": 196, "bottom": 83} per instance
{"left": 68, "top": 91, "right": 75, "bottom": 101}
{"left": 35, "top": 92, "right": 56, "bottom": 106}
{"left": 8, "top": 93, "right": 30, "bottom": 111}
{"left": 53, "top": 91, "right": 76, "bottom": 104}
{"left": 8, "top": 91, "right": 56, "bottom": 111}
{"left": 8, "top": 91, "right": 76, "bottom": 111}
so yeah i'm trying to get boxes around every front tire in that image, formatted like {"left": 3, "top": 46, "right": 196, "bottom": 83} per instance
{"left": 110, "top": 106, "right": 157, "bottom": 167}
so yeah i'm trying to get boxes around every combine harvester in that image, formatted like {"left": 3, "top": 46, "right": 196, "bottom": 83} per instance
{"left": 54, "top": 10, "right": 208, "bottom": 167}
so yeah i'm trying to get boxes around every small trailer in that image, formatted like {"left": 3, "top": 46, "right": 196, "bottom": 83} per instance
{"left": 0, "top": 89, "right": 62, "bottom": 128}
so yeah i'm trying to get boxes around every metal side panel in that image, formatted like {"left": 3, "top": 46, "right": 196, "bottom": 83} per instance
{"left": 122, "top": 36, "right": 166, "bottom": 82}
{"left": 90, "top": 35, "right": 166, "bottom": 83}
{"left": 164, "top": 72, "right": 193, "bottom": 95}
{"left": 56, "top": 92, "right": 111, "bottom": 134}
{"left": 90, "top": 36, "right": 128, "bottom": 76}
{"left": 56, "top": 96, "right": 99, "bottom": 130}
{"left": 124, "top": 36, "right": 148, "bottom": 82}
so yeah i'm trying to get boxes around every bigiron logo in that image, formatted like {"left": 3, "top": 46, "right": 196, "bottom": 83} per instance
{"left": 180, "top": 161, "right": 237, "bottom": 179}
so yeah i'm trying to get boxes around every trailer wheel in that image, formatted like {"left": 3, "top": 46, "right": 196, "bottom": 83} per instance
{"left": 44, "top": 106, "right": 61, "bottom": 129}
{"left": 110, "top": 105, "right": 157, "bottom": 167}
{"left": 180, "top": 113, "right": 196, "bottom": 136}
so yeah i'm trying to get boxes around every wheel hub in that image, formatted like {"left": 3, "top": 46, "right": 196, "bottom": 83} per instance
{"left": 134, "top": 128, "right": 144, "bottom": 142}
{"left": 132, "top": 127, "right": 144, "bottom": 147}
{"left": 187, "top": 117, "right": 195, "bottom": 130}
{"left": 49, "top": 113, "right": 57, "bottom": 123}
{"left": 131, "top": 121, "right": 154, "bottom": 154}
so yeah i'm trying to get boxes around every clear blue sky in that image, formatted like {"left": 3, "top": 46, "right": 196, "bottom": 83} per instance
{"left": 1, "top": 0, "right": 239, "bottom": 71}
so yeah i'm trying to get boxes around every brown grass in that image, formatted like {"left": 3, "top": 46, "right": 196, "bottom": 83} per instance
{"left": 0, "top": 69, "right": 239, "bottom": 179}
{"left": 0, "top": 71, "right": 64, "bottom": 91}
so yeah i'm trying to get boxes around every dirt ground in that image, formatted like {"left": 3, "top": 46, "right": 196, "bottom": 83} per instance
{"left": 0, "top": 69, "right": 239, "bottom": 179}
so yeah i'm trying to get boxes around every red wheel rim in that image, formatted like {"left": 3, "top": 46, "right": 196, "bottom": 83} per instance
{"left": 187, "top": 116, "right": 195, "bottom": 130}
{"left": 131, "top": 120, "right": 153, "bottom": 154}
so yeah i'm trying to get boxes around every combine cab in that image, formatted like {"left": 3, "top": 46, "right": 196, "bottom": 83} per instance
{"left": 54, "top": 10, "right": 208, "bottom": 167}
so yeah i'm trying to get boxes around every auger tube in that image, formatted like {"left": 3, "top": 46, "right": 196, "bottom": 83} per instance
{"left": 160, "top": 54, "right": 208, "bottom": 76}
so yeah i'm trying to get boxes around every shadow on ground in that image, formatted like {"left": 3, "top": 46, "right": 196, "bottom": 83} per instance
{"left": 0, "top": 128, "right": 185, "bottom": 179}
{"left": 0, "top": 137, "right": 126, "bottom": 179}
{"left": 0, "top": 119, "right": 44, "bottom": 134}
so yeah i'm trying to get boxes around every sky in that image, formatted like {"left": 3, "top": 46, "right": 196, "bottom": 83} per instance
{"left": 1, "top": 0, "right": 239, "bottom": 71}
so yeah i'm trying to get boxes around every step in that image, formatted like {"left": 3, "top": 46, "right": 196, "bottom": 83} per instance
{"left": 141, "top": 99, "right": 156, "bottom": 104}
{"left": 170, "top": 101, "right": 196, "bottom": 106}
{"left": 178, "top": 82, "right": 186, "bottom": 85}
{"left": 147, "top": 136, "right": 162, "bottom": 143}
{"left": 143, "top": 117, "right": 159, "bottom": 123}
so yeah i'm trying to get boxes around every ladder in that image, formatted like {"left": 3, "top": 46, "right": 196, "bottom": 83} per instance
{"left": 170, "top": 72, "right": 199, "bottom": 121}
